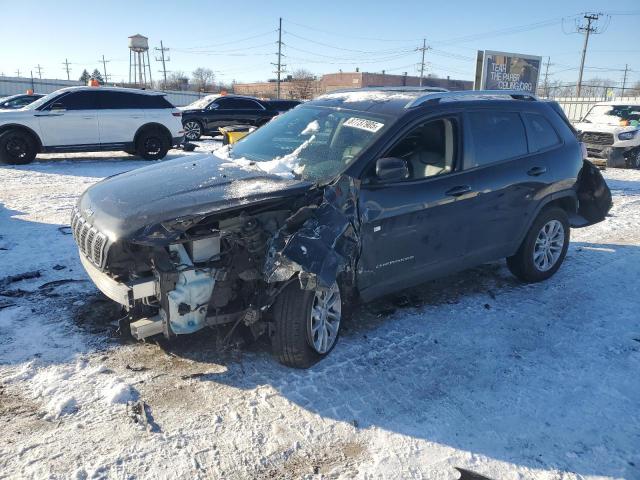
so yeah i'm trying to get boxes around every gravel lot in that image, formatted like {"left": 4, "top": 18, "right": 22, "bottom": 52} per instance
{"left": 1, "top": 144, "right": 639, "bottom": 479}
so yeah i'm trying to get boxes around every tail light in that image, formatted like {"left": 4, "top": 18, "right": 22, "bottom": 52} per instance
{"left": 579, "top": 142, "right": 588, "bottom": 160}
{"left": 172, "top": 112, "right": 182, "bottom": 117}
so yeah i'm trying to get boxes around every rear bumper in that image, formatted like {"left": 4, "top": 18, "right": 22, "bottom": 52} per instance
{"left": 79, "top": 252, "right": 156, "bottom": 307}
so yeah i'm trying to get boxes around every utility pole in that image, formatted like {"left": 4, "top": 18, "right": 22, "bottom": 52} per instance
{"left": 621, "top": 64, "right": 629, "bottom": 97}
{"left": 62, "top": 58, "right": 71, "bottom": 81}
{"left": 35, "top": 64, "right": 43, "bottom": 79}
{"left": 271, "top": 17, "right": 285, "bottom": 99}
{"left": 542, "top": 56, "right": 553, "bottom": 97}
{"left": 576, "top": 12, "right": 601, "bottom": 97}
{"left": 101, "top": 55, "right": 110, "bottom": 83}
{"left": 15, "top": 69, "right": 21, "bottom": 77}
{"left": 416, "top": 38, "right": 430, "bottom": 86}
{"left": 155, "top": 41, "right": 170, "bottom": 90}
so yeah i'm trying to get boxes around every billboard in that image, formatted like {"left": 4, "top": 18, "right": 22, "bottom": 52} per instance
{"left": 474, "top": 50, "right": 542, "bottom": 93}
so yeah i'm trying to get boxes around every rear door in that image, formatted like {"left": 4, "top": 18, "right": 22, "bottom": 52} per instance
{"left": 36, "top": 90, "right": 100, "bottom": 146}
{"left": 207, "top": 97, "right": 267, "bottom": 130}
{"left": 460, "top": 109, "right": 558, "bottom": 261}
{"left": 96, "top": 91, "right": 146, "bottom": 145}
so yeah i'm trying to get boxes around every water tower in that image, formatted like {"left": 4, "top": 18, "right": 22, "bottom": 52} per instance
{"left": 128, "top": 34, "right": 153, "bottom": 87}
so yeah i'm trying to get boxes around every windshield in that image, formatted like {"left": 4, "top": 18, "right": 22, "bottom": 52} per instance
{"left": 225, "top": 106, "right": 392, "bottom": 182}
{"left": 186, "top": 95, "right": 218, "bottom": 109}
{"left": 23, "top": 90, "right": 62, "bottom": 110}
{"left": 583, "top": 104, "right": 640, "bottom": 125}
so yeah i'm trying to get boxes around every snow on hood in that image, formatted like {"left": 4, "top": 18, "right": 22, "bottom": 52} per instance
{"left": 319, "top": 90, "right": 415, "bottom": 103}
{"left": 575, "top": 122, "right": 638, "bottom": 134}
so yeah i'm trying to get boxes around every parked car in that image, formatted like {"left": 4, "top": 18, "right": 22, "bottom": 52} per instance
{"left": 574, "top": 101, "right": 640, "bottom": 168}
{"left": 72, "top": 88, "right": 611, "bottom": 368}
{"left": 0, "top": 93, "right": 45, "bottom": 110}
{"left": 0, "top": 86, "right": 184, "bottom": 165}
{"left": 181, "top": 94, "right": 300, "bottom": 140}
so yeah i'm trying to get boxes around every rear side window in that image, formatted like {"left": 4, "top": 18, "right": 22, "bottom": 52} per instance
{"left": 522, "top": 113, "right": 560, "bottom": 152}
{"left": 467, "top": 111, "right": 528, "bottom": 168}
{"left": 96, "top": 91, "right": 174, "bottom": 109}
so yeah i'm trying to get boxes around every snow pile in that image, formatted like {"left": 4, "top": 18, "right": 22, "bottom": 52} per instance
{"left": 319, "top": 90, "right": 415, "bottom": 103}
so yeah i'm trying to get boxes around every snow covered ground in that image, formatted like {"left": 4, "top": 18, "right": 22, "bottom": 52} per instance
{"left": 1, "top": 144, "right": 639, "bottom": 479}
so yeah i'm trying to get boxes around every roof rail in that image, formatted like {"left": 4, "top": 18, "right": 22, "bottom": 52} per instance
{"left": 405, "top": 89, "right": 539, "bottom": 108}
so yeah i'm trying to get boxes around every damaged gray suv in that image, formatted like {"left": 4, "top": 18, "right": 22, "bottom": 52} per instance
{"left": 72, "top": 88, "right": 611, "bottom": 368}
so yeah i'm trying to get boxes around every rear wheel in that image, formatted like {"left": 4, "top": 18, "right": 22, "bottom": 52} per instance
{"left": 507, "top": 207, "right": 570, "bottom": 282}
{"left": 628, "top": 149, "right": 640, "bottom": 169}
{"left": 183, "top": 120, "right": 203, "bottom": 141}
{"left": 272, "top": 281, "right": 342, "bottom": 368}
{"left": 0, "top": 129, "right": 37, "bottom": 165}
{"left": 135, "top": 129, "right": 169, "bottom": 160}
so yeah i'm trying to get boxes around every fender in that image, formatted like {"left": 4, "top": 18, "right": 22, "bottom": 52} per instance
{"left": 0, "top": 123, "right": 44, "bottom": 151}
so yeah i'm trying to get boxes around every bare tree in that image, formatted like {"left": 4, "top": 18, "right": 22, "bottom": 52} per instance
{"left": 289, "top": 69, "right": 316, "bottom": 100}
{"left": 192, "top": 68, "right": 215, "bottom": 92}
{"left": 164, "top": 71, "right": 189, "bottom": 91}
{"left": 579, "top": 77, "right": 616, "bottom": 98}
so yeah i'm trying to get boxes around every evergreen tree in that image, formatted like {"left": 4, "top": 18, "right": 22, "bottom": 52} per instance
{"left": 79, "top": 69, "right": 91, "bottom": 83}
{"left": 91, "top": 69, "right": 104, "bottom": 85}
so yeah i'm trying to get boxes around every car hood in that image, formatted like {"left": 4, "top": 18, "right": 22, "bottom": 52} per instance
{"left": 574, "top": 122, "right": 636, "bottom": 134}
{"left": 77, "top": 153, "right": 313, "bottom": 242}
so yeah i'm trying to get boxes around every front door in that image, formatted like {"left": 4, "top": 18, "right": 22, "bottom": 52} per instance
{"left": 357, "top": 116, "right": 478, "bottom": 299}
{"left": 36, "top": 90, "right": 100, "bottom": 147}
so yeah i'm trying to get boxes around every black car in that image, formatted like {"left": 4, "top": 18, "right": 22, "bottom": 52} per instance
{"left": 180, "top": 94, "right": 300, "bottom": 140}
{"left": 72, "top": 88, "right": 611, "bottom": 368}
{"left": 0, "top": 93, "right": 45, "bottom": 109}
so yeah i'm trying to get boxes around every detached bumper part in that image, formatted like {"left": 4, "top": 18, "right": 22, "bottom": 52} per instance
{"left": 79, "top": 252, "right": 156, "bottom": 307}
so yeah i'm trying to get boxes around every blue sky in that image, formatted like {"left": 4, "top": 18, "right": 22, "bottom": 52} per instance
{"left": 1, "top": 0, "right": 638, "bottom": 87}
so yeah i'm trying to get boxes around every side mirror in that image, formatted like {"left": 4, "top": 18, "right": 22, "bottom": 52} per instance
{"left": 376, "top": 157, "right": 408, "bottom": 182}
{"left": 50, "top": 102, "right": 66, "bottom": 112}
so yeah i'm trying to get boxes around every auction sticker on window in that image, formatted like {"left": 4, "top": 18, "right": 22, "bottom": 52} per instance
{"left": 343, "top": 117, "right": 384, "bottom": 133}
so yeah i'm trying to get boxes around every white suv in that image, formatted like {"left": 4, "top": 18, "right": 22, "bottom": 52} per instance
{"left": 574, "top": 101, "right": 640, "bottom": 168}
{"left": 0, "top": 86, "right": 184, "bottom": 164}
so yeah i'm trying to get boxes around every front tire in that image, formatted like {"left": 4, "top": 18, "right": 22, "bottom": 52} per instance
{"left": 272, "top": 281, "right": 342, "bottom": 368}
{"left": 0, "top": 129, "right": 37, "bottom": 165}
{"left": 183, "top": 120, "right": 203, "bottom": 141}
{"left": 135, "top": 129, "right": 170, "bottom": 160}
{"left": 507, "top": 207, "right": 570, "bottom": 282}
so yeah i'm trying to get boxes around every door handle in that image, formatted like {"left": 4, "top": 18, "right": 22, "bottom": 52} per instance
{"left": 445, "top": 185, "right": 472, "bottom": 197}
{"left": 527, "top": 166, "right": 547, "bottom": 176}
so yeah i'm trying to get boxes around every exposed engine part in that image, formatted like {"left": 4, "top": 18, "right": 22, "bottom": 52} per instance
{"left": 186, "top": 236, "right": 221, "bottom": 263}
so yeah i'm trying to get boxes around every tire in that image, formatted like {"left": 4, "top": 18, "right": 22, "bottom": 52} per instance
{"left": 272, "top": 281, "right": 342, "bottom": 368}
{"left": 135, "top": 128, "right": 170, "bottom": 161}
{"left": 627, "top": 149, "right": 640, "bottom": 169}
{"left": 183, "top": 120, "right": 203, "bottom": 141}
{"left": 507, "top": 207, "right": 570, "bottom": 282}
{"left": 0, "top": 129, "right": 37, "bottom": 165}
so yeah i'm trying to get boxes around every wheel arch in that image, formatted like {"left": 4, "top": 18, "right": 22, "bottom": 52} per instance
{"left": 133, "top": 122, "right": 172, "bottom": 146}
{"left": 0, "top": 124, "right": 43, "bottom": 151}
{"left": 512, "top": 190, "right": 577, "bottom": 254}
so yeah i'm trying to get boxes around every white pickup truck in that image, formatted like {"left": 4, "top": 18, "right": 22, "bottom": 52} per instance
{"left": 574, "top": 101, "right": 640, "bottom": 168}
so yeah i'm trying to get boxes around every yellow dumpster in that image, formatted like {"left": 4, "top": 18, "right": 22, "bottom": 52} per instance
{"left": 220, "top": 125, "right": 256, "bottom": 145}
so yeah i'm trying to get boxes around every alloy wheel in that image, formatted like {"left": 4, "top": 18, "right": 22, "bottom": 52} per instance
{"left": 307, "top": 283, "right": 341, "bottom": 354}
{"left": 184, "top": 121, "right": 201, "bottom": 140}
{"left": 144, "top": 136, "right": 162, "bottom": 155}
{"left": 533, "top": 219, "right": 565, "bottom": 272}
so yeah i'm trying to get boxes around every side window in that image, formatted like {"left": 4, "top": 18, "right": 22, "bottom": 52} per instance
{"left": 216, "top": 98, "right": 262, "bottom": 110}
{"left": 96, "top": 91, "right": 146, "bottom": 109}
{"left": 55, "top": 91, "right": 99, "bottom": 110}
{"left": 523, "top": 113, "right": 560, "bottom": 152}
{"left": 467, "top": 111, "right": 527, "bottom": 168}
{"left": 54, "top": 91, "right": 98, "bottom": 110}
{"left": 386, "top": 118, "right": 457, "bottom": 180}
